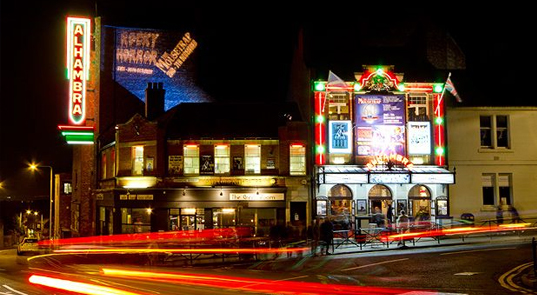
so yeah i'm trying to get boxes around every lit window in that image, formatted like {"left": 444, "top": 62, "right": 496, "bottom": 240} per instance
{"left": 63, "top": 182, "right": 72, "bottom": 194}
{"left": 214, "top": 145, "right": 230, "bottom": 174}
{"left": 480, "top": 115, "right": 509, "bottom": 149}
{"left": 408, "top": 94, "right": 429, "bottom": 121}
{"left": 290, "top": 144, "right": 306, "bottom": 175}
{"left": 101, "top": 153, "right": 107, "bottom": 179}
{"left": 499, "top": 174, "right": 512, "bottom": 206}
{"left": 111, "top": 149, "right": 116, "bottom": 177}
{"left": 244, "top": 144, "right": 261, "bottom": 174}
{"left": 132, "top": 146, "right": 144, "bottom": 175}
{"left": 183, "top": 145, "right": 199, "bottom": 175}
{"left": 328, "top": 93, "right": 350, "bottom": 120}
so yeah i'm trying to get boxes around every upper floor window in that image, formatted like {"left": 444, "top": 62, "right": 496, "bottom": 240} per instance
{"left": 244, "top": 144, "right": 261, "bottom": 174}
{"left": 214, "top": 144, "right": 230, "bottom": 174}
{"left": 407, "top": 94, "right": 429, "bottom": 121}
{"left": 480, "top": 115, "right": 509, "bottom": 149}
{"left": 328, "top": 93, "right": 351, "bottom": 120}
{"left": 290, "top": 144, "right": 306, "bottom": 175}
{"left": 183, "top": 145, "right": 199, "bottom": 175}
{"left": 482, "top": 173, "right": 512, "bottom": 206}
{"left": 132, "top": 146, "right": 144, "bottom": 175}
{"left": 63, "top": 182, "right": 72, "bottom": 194}
{"left": 101, "top": 153, "right": 107, "bottom": 179}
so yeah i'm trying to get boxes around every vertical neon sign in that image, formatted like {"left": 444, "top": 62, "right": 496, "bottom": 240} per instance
{"left": 314, "top": 91, "right": 327, "bottom": 165}
{"left": 66, "top": 17, "right": 91, "bottom": 125}
{"left": 433, "top": 92, "right": 445, "bottom": 165}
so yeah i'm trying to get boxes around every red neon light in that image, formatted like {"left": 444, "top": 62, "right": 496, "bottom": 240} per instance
{"left": 58, "top": 125, "right": 94, "bottom": 131}
{"left": 433, "top": 93, "right": 445, "bottom": 166}
{"left": 314, "top": 92, "right": 326, "bottom": 165}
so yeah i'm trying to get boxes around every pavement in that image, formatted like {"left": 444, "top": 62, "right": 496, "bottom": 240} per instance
{"left": 311, "top": 228, "right": 537, "bottom": 292}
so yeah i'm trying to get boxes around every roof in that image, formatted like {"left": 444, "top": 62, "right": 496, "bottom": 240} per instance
{"left": 163, "top": 102, "right": 304, "bottom": 139}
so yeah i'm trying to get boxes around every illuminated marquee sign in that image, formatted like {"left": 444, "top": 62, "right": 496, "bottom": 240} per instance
{"left": 366, "top": 153, "right": 413, "bottom": 169}
{"left": 66, "top": 17, "right": 90, "bottom": 125}
{"left": 229, "top": 193, "right": 285, "bottom": 201}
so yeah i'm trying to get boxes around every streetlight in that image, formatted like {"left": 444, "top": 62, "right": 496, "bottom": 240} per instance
{"left": 29, "top": 164, "right": 54, "bottom": 239}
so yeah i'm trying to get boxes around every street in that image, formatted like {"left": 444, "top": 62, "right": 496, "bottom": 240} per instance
{"left": 1, "top": 234, "right": 536, "bottom": 294}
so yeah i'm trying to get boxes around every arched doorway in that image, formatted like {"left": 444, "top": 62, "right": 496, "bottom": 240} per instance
{"left": 368, "top": 184, "right": 393, "bottom": 226}
{"left": 328, "top": 184, "right": 352, "bottom": 229}
{"left": 408, "top": 184, "right": 431, "bottom": 221}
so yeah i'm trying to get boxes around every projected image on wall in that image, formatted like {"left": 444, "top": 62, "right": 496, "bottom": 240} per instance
{"left": 113, "top": 27, "right": 213, "bottom": 110}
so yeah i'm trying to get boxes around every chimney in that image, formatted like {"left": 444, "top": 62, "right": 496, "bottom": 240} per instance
{"left": 145, "top": 82, "right": 165, "bottom": 120}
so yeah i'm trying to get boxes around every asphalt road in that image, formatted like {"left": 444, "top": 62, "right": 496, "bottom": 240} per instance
{"left": 1, "top": 237, "right": 536, "bottom": 295}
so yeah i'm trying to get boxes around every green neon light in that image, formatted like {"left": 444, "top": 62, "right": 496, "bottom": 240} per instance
{"left": 316, "top": 145, "right": 325, "bottom": 154}
{"left": 435, "top": 147, "right": 444, "bottom": 155}
{"left": 316, "top": 115, "right": 325, "bottom": 124}
{"left": 397, "top": 84, "right": 405, "bottom": 91}
{"left": 61, "top": 131, "right": 94, "bottom": 136}
{"left": 435, "top": 117, "right": 444, "bottom": 125}
{"left": 434, "top": 84, "right": 444, "bottom": 93}
{"left": 64, "top": 134, "right": 94, "bottom": 142}
{"left": 314, "top": 81, "right": 326, "bottom": 91}
{"left": 354, "top": 83, "right": 361, "bottom": 91}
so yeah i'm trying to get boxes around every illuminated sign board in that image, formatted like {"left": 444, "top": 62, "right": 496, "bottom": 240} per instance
{"left": 324, "top": 174, "right": 368, "bottom": 184}
{"left": 369, "top": 173, "right": 410, "bottom": 184}
{"left": 329, "top": 121, "right": 352, "bottom": 153}
{"left": 229, "top": 193, "right": 285, "bottom": 201}
{"left": 66, "top": 17, "right": 91, "bottom": 125}
{"left": 408, "top": 122, "right": 431, "bottom": 155}
{"left": 355, "top": 95, "right": 405, "bottom": 156}
{"left": 366, "top": 152, "right": 413, "bottom": 169}
{"left": 411, "top": 173, "right": 454, "bottom": 184}
{"left": 113, "top": 28, "right": 212, "bottom": 110}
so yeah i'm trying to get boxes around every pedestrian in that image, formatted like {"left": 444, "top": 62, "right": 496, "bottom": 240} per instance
{"left": 319, "top": 218, "right": 334, "bottom": 255}
{"left": 509, "top": 206, "right": 521, "bottom": 223}
{"left": 496, "top": 206, "right": 503, "bottom": 225}
{"left": 387, "top": 202, "right": 394, "bottom": 228}
{"left": 372, "top": 206, "right": 385, "bottom": 228}
{"left": 396, "top": 210, "right": 410, "bottom": 246}
{"left": 310, "top": 218, "right": 321, "bottom": 256}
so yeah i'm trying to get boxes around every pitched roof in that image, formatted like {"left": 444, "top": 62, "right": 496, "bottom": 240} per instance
{"left": 163, "top": 102, "right": 303, "bottom": 139}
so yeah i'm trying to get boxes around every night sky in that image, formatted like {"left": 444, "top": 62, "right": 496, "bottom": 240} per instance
{"left": 0, "top": 2, "right": 533, "bottom": 199}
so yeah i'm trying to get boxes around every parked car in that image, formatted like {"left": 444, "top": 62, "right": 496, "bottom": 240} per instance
{"left": 17, "top": 237, "right": 40, "bottom": 256}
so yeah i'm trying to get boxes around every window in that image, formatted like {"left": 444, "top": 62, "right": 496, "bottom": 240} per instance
{"left": 111, "top": 149, "right": 116, "bottom": 177}
{"left": 499, "top": 174, "right": 512, "bottom": 205}
{"left": 328, "top": 93, "right": 350, "bottom": 120}
{"left": 482, "top": 173, "right": 513, "bottom": 206}
{"left": 63, "top": 182, "right": 72, "bottom": 194}
{"left": 289, "top": 144, "right": 306, "bottom": 175}
{"left": 480, "top": 115, "right": 509, "bottom": 149}
{"left": 482, "top": 174, "right": 495, "bottom": 205}
{"left": 214, "top": 144, "right": 230, "bottom": 174}
{"left": 101, "top": 153, "right": 107, "bottom": 179}
{"left": 121, "top": 208, "right": 151, "bottom": 233}
{"left": 244, "top": 144, "right": 261, "bottom": 174}
{"left": 132, "top": 146, "right": 144, "bottom": 175}
{"left": 407, "top": 94, "right": 429, "bottom": 121}
{"left": 183, "top": 145, "right": 199, "bottom": 175}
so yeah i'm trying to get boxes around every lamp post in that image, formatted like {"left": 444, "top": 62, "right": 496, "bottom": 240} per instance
{"left": 29, "top": 164, "right": 54, "bottom": 239}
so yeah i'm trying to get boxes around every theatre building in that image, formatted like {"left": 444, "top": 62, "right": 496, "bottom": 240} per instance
{"left": 95, "top": 84, "right": 310, "bottom": 236}
{"left": 312, "top": 66, "right": 455, "bottom": 227}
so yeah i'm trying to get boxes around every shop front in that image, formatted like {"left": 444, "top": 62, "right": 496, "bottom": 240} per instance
{"left": 96, "top": 183, "right": 287, "bottom": 237}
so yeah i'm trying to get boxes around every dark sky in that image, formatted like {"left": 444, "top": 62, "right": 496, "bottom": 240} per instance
{"left": 0, "top": 2, "right": 533, "bottom": 198}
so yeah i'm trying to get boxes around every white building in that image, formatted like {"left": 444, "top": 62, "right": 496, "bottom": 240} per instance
{"left": 447, "top": 106, "right": 537, "bottom": 222}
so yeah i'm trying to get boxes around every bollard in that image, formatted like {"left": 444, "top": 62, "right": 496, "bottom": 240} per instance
{"left": 531, "top": 237, "right": 537, "bottom": 277}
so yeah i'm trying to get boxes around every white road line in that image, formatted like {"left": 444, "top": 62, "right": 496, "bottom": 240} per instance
{"left": 2, "top": 285, "right": 28, "bottom": 295}
{"left": 341, "top": 258, "right": 409, "bottom": 271}
{"left": 440, "top": 247, "right": 516, "bottom": 256}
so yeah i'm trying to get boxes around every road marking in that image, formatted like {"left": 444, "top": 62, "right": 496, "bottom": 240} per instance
{"left": 341, "top": 258, "right": 409, "bottom": 271}
{"left": 401, "top": 292, "right": 467, "bottom": 295}
{"left": 454, "top": 272, "right": 481, "bottom": 276}
{"left": 440, "top": 247, "right": 516, "bottom": 256}
{"left": 498, "top": 262, "right": 537, "bottom": 294}
{"left": 2, "top": 285, "right": 28, "bottom": 295}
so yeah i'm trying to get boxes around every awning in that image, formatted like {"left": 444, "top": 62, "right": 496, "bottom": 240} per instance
{"left": 317, "top": 165, "right": 455, "bottom": 184}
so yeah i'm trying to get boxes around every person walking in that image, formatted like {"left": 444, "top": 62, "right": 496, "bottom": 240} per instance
{"left": 319, "top": 218, "right": 334, "bottom": 255}
{"left": 396, "top": 210, "right": 410, "bottom": 247}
